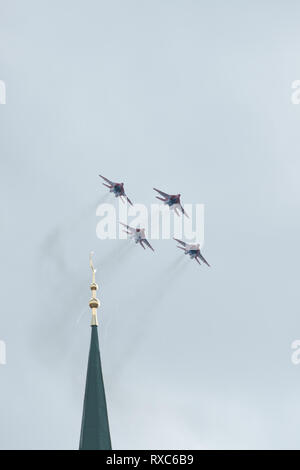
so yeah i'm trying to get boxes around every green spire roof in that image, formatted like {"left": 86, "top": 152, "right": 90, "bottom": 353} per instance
{"left": 79, "top": 325, "right": 112, "bottom": 450}
{"left": 79, "top": 253, "right": 112, "bottom": 450}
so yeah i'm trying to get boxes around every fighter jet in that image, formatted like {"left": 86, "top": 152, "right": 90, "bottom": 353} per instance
{"left": 173, "top": 238, "right": 210, "bottom": 266}
{"left": 120, "top": 223, "right": 154, "bottom": 251}
{"left": 153, "top": 188, "right": 188, "bottom": 217}
{"left": 99, "top": 175, "right": 133, "bottom": 205}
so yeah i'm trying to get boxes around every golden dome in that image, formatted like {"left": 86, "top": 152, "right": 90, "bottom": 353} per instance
{"left": 89, "top": 298, "right": 100, "bottom": 309}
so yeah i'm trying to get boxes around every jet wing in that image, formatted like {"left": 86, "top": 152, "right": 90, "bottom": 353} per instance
{"left": 198, "top": 253, "right": 210, "bottom": 267}
{"left": 173, "top": 238, "right": 187, "bottom": 247}
{"left": 153, "top": 188, "right": 170, "bottom": 198}
{"left": 99, "top": 174, "right": 114, "bottom": 185}
{"left": 176, "top": 246, "right": 186, "bottom": 251}
{"left": 125, "top": 195, "right": 133, "bottom": 206}
{"left": 119, "top": 222, "right": 136, "bottom": 233}
{"left": 180, "top": 204, "right": 189, "bottom": 218}
{"left": 143, "top": 238, "right": 154, "bottom": 252}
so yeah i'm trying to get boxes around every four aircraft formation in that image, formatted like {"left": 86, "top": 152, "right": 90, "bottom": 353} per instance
{"left": 99, "top": 174, "right": 210, "bottom": 267}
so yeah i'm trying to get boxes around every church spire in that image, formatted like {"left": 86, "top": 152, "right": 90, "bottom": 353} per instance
{"left": 79, "top": 253, "right": 112, "bottom": 450}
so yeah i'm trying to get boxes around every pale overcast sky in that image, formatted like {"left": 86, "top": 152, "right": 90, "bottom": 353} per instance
{"left": 1, "top": 0, "right": 300, "bottom": 449}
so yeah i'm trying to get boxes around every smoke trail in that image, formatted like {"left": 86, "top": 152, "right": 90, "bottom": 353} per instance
{"left": 33, "top": 194, "right": 108, "bottom": 365}
{"left": 165, "top": 253, "right": 187, "bottom": 270}
{"left": 76, "top": 307, "right": 88, "bottom": 325}
{"left": 140, "top": 255, "right": 188, "bottom": 316}
{"left": 109, "top": 255, "right": 190, "bottom": 376}
{"left": 97, "top": 239, "right": 136, "bottom": 280}
{"left": 40, "top": 193, "right": 106, "bottom": 275}
{"left": 98, "top": 239, "right": 129, "bottom": 266}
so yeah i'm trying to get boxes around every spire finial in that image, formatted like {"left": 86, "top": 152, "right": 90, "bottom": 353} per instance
{"left": 89, "top": 251, "right": 100, "bottom": 326}
{"left": 89, "top": 251, "right": 96, "bottom": 283}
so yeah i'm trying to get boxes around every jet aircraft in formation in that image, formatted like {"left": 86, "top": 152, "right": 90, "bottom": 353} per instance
{"left": 99, "top": 174, "right": 209, "bottom": 265}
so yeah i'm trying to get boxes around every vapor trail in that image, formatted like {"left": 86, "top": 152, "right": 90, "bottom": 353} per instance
{"left": 100, "top": 242, "right": 136, "bottom": 283}
{"left": 35, "top": 195, "right": 109, "bottom": 366}
{"left": 109, "top": 256, "right": 190, "bottom": 376}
